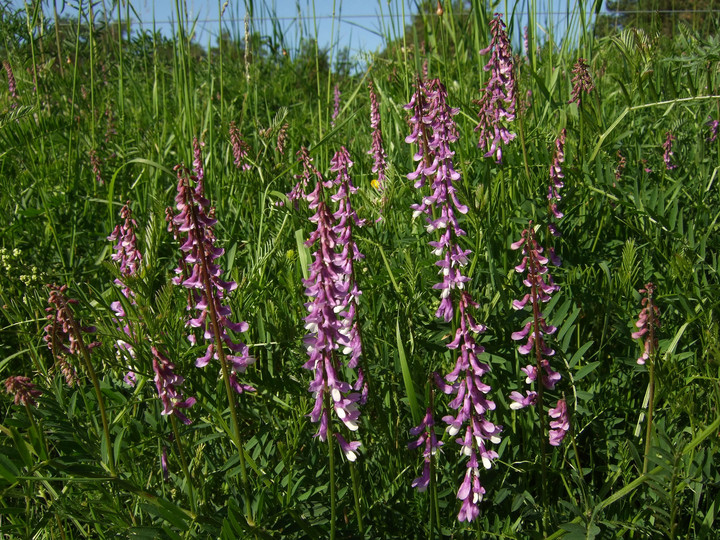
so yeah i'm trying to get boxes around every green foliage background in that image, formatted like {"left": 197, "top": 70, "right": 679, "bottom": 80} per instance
{"left": 0, "top": 0, "right": 719, "bottom": 537}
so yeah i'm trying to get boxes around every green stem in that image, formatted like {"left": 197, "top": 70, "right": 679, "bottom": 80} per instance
{"left": 171, "top": 415, "right": 196, "bottom": 514}
{"left": 642, "top": 295, "right": 657, "bottom": 475}
{"left": 68, "top": 312, "right": 115, "bottom": 475}
{"left": 349, "top": 462, "right": 363, "bottom": 534}
{"left": 327, "top": 398, "right": 336, "bottom": 540}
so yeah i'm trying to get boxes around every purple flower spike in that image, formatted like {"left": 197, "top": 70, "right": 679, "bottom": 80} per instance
{"left": 548, "top": 398, "right": 569, "bottom": 446}
{"left": 3, "top": 61, "right": 18, "bottom": 106}
{"left": 569, "top": 58, "right": 594, "bottom": 106}
{"left": 229, "top": 121, "right": 251, "bottom": 171}
{"left": 330, "top": 147, "right": 366, "bottom": 369}
{"left": 409, "top": 407, "right": 444, "bottom": 492}
{"left": 107, "top": 202, "right": 142, "bottom": 383}
{"left": 302, "top": 162, "right": 363, "bottom": 442}
{"left": 331, "top": 84, "right": 341, "bottom": 127}
{"left": 368, "top": 81, "right": 388, "bottom": 192}
{"left": 4, "top": 375, "right": 42, "bottom": 407}
{"left": 44, "top": 284, "right": 100, "bottom": 385}
{"left": 152, "top": 346, "right": 196, "bottom": 425}
{"left": 547, "top": 129, "right": 566, "bottom": 240}
{"left": 288, "top": 147, "right": 323, "bottom": 207}
{"left": 475, "top": 13, "right": 516, "bottom": 163}
{"left": 632, "top": 283, "right": 659, "bottom": 365}
{"left": 405, "top": 76, "right": 500, "bottom": 520}
{"left": 706, "top": 117, "right": 719, "bottom": 143}
{"left": 193, "top": 137, "right": 205, "bottom": 180}
{"left": 662, "top": 131, "right": 677, "bottom": 170}
{"left": 171, "top": 164, "right": 255, "bottom": 392}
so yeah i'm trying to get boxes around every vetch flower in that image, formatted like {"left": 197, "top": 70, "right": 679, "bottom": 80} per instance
{"left": 662, "top": 131, "right": 677, "bottom": 170}
{"left": 229, "top": 121, "right": 251, "bottom": 171}
{"left": 107, "top": 201, "right": 143, "bottom": 381}
{"left": 334, "top": 433, "right": 361, "bottom": 462}
{"left": 4, "top": 375, "right": 42, "bottom": 407}
{"left": 547, "top": 129, "right": 566, "bottom": 240}
{"left": 89, "top": 149, "right": 103, "bottom": 184}
{"left": 367, "top": 81, "right": 388, "bottom": 192}
{"left": 706, "top": 116, "right": 719, "bottom": 143}
{"left": 152, "top": 346, "right": 196, "bottom": 425}
{"left": 288, "top": 146, "right": 322, "bottom": 207}
{"left": 302, "top": 166, "right": 362, "bottom": 442}
{"left": 632, "top": 282, "right": 659, "bottom": 365}
{"left": 409, "top": 406, "right": 444, "bottom": 491}
{"left": 475, "top": 13, "right": 516, "bottom": 163}
{"left": 3, "top": 60, "right": 17, "bottom": 106}
{"left": 171, "top": 164, "right": 255, "bottom": 393}
{"left": 43, "top": 284, "right": 100, "bottom": 384}
{"left": 406, "top": 76, "right": 501, "bottom": 521}
{"left": 192, "top": 137, "right": 204, "bottom": 180}
{"left": 569, "top": 58, "right": 594, "bottom": 106}
{"left": 331, "top": 84, "right": 341, "bottom": 127}
{"left": 548, "top": 398, "right": 569, "bottom": 446}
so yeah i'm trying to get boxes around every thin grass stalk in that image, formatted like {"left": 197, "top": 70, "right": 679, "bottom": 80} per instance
{"left": 88, "top": 1, "right": 96, "bottom": 148}
{"left": 349, "top": 462, "right": 364, "bottom": 534}
{"left": 642, "top": 305, "right": 657, "bottom": 475}
{"left": 529, "top": 245, "right": 548, "bottom": 532}
{"left": 170, "top": 414, "right": 197, "bottom": 513}
{"left": 326, "top": 392, "right": 337, "bottom": 540}
{"left": 66, "top": 314, "right": 115, "bottom": 475}
{"left": 53, "top": 0, "right": 63, "bottom": 76}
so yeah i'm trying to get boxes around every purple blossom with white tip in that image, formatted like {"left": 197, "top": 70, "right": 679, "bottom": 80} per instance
{"left": 632, "top": 283, "right": 659, "bottom": 365}
{"left": 475, "top": 13, "right": 516, "bottom": 163}
{"left": 510, "top": 225, "right": 571, "bottom": 447}
{"left": 662, "top": 131, "right": 677, "bottom": 170}
{"left": 152, "top": 346, "right": 196, "bottom": 425}
{"left": 172, "top": 164, "right": 255, "bottom": 394}
{"left": 335, "top": 433, "right": 361, "bottom": 461}
{"left": 368, "top": 81, "right": 388, "bottom": 192}
{"left": 330, "top": 147, "right": 366, "bottom": 369}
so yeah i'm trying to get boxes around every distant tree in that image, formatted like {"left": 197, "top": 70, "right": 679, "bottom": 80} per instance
{"left": 595, "top": 0, "right": 720, "bottom": 38}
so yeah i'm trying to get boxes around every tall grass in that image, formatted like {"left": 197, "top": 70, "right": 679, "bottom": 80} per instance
{"left": 1, "top": 0, "right": 719, "bottom": 537}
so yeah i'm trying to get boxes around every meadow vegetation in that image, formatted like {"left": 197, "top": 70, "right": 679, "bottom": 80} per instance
{"left": 1, "top": 0, "right": 719, "bottom": 537}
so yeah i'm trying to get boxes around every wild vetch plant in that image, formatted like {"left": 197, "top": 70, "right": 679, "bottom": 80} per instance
{"left": 475, "top": 13, "right": 516, "bottom": 163}
{"left": 406, "top": 77, "right": 501, "bottom": 523}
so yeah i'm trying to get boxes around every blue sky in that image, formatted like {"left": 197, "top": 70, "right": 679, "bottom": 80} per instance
{"left": 13, "top": 1, "right": 600, "bottom": 61}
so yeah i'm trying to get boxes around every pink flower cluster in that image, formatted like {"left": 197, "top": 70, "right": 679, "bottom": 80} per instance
{"left": 302, "top": 147, "right": 365, "bottom": 454}
{"left": 569, "top": 58, "right": 594, "bottom": 106}
{"left": 3, "top": 60, "right": 17, "bottom": 106}
{"left": 4, "top": 376, "right": 42, "bottom": 407}
{"left": 632, "top": 282, "right": 659, "bottom": 365}
{"left": 406, "top": 77, "right": 501, "bottom": 522}
{"left": 152, "top": 346, "right": 196, "bottom": 424}
{"left": 43, "top": 284, "right": 99, "bottom": 386}
{"left": 547, "top": 129, "right": 566, "bottom": 239}
{"left": 509, "top": 226, "right": 569, "bottom": 446}
{"left": 408, "top": 406, "right": 443, "bottom": 491}
{"left": 172, "top": 165, "right": 255, "bottom": 394}
{"left": 475, "top": 13, "right": 516, "bottom": 163}
{"left": 229, "top": 121, "right": 251, "bottom": 171}
{"left": 288, "top": 146, "right": 322, "bottom": 207}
